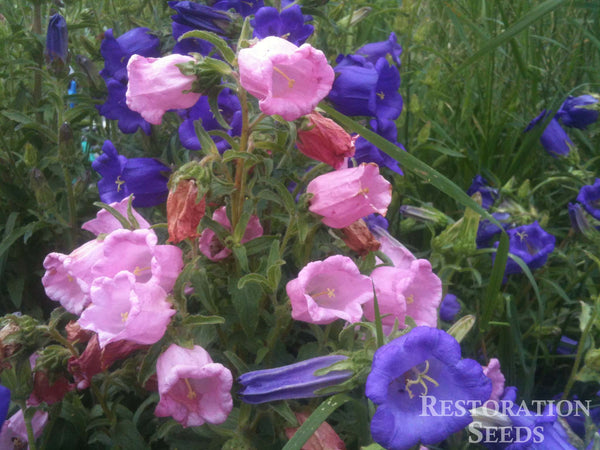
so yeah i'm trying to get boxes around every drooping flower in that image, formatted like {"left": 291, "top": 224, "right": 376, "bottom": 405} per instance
{"left": 439, "top": 293, "right": 461, "bottom": 322}
{"left": 81, "top": 196, "right": 150, "bottom": 236}
{"left": 238, "top": 355, "right": 351, "bottom": 404}
{"left": 525, "top": 111, "right": 573, "bottom": 157}
{"left": 78, "top": 271, "right": 176, "bottom": 348}
{"left": 495, "top": 221, "right": 555, "bottom": 277}
{"left": 252, "top": 5, "right": 314, "bottom": 46}
{"left": 467, "top": 175, "right": 498, "bottom": 210}
{"left": 0, "top": 385, "right": 9, "bottom": 430}
{"left": 238, "top": 36, "right": 334, "bottom": 121}
{"left": 557, "top": 94, "right": 599, "bottom": 129}
{"left": 355, "top": 32, "right": 403, "bottom": 66}
{"left": 126, "top": 54, "right": 202, "bottom": 125}
{"left": 353, "top": 118, "right": 404, "bottom": 174}
{"left": 155, "top": 344, "right": 233, "bottom": 427}
{"left": 178, "top": 89, "right": 242, "bottom": 152}
{"left": 296, "top": 111, "right": 356, "bottom": 169}
{"left": 576, "top": 178, "right": 600, "bottom": 221}
{"left": 92, "top": 140, "right": 170, "bottom": 208}
{"left": 285, "top": 411, "right": 346, "bottom": 450}
{"left": 167, "top": 179, "right": 206, "bottom": 243}
{"left": 307, "top": 163, "right": 392, "bottom": 229}
{"left": 286, "top": 255, "right": 373, "bottom": 324}
{"left": 45, "top": 13, "right": 68, "bottom": 65}
{"left": 0, "top": 409, "right": 48, "bottom": 449}
{"left": 366, "top": 327, "right": 492, "bottom": 450}
{"left": 198, "top": 206, "right": 263, "bottom": 261}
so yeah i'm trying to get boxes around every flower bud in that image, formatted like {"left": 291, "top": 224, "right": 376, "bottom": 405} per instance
{"left": 167, "top": 179, "right": 206, "bottom": 243}
{"left": 45, "top": 13, "right": 68, "bottom": 75}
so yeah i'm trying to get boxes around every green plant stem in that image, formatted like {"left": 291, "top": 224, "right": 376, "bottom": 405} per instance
{"left": 32, "top": 1, "right": 43, "bottom": 124}
{"left": 18, "top": 403, "right": 37, "bottom": 450}
{"left": 62, "top": 166, "right": 77, "bottom": 248}
{"left": 232, "top": 86, "right": 250, "bottom": 231}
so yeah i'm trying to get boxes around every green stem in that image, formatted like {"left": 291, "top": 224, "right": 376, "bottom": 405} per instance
{"left": 62, "top": 165, "right": 77, "bottom": 247}
{"left": 232, "top": 86, "right": 250, "bottom": 231}
{"left": 32, "top": 1, "right": 43, "bottom": 124}
{"left": 19, "top": 404, "right": 37, "bottom": 450}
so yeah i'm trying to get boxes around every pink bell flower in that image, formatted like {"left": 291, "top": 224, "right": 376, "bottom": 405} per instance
{"left": 82, "top": 196, "right": 150, "bottom": 236}
{"left": 0, "top": 409, "right": 48, "bottom": 449}
{"left": 154, "top": 344, "right": 233, "bottom": 427}
{"left": 238, "top": 36, "right": 334, "bottom": 121}
{"left": 307, "top": 163, "right": 392, "bottom": 229}
{"left": 78, "top": 271, "right": 176, "bottom": 348}
{"left": 286, "top": 255, "right": 373, "bottom": 324}
{"left": 372, "top": 226, "right": 416, "bottom": 269}
{"left": 126, "top": 53, "right": 201, "bottom": 125}
{"left": 198, "top": 206, "right": 263, "bottom": 261}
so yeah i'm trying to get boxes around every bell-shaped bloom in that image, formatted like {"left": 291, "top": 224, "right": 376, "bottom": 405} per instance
{"left": 68, "top": 334, "right": 143, "bottom": 389}
{"left": 252, "top": 5, "right": 314, "bottom": 46}
{"left": 366, "top": 327, "right": 492, "bottom": 450}
{"left": 78, "top": 271, "right": 176, "bottom": 348}
{"left": 238, "top": 355, "right": 351, "bottom": 404}
{"left": 0, "top": 385, "right": 9, "bottom": 430}
{"left": 354, "top": 119, "right": 404, "bottom": 174}
{"left": 155, "top": 344, "right": 233, "bottom": 427}
{"left": 494, "top": 221, "right": 555, "bottom": 277}
{"left": 439, "top": 293, "right": 461, "bottom": 322}
{"left": 576, "top": 178, "right": 600, "bottom": 220}
{"left": 167, "top": 179, "right": 206, "bottom": 243}
{"left": 169, "top": 1, "right": 231, "bottom": 35}
{"left": 92, "top": 140, "right": 170, "bottom": 208}
{"left": 286, "top": 255, "right": 373, "bottom": 324}
{"left": 307, "top": 163, "right": 392, "bottom": 229}
{"left": 178, "top": 89, "right": 242, "bottom": 152}
{"left": 296, "top": 111, "right": 356, "bottom": 169}
{"left": 238, "top": 36, "right": 334, "bottom": 121}
{"left": 126, "top": 54, "right": 202, "bottom": 125}
{"left": 328, "top": 54, "right": 378, "bottom": 117}
{"left": 285, "top": 411, "right": 346, "bottom": 450}
{"left": 557, "top": 94, "right": 599, "bottom": 129}
{"left": 373, "top": 58, "right": 403, "bottom": 120}
{"left": 45, "top": 14, "right": 68, "bottom": 64}
{"left": 526, "top": 111, "right": 573, "bottom": 157}
{"left": 97, "top": 79, "right": 153, "bottom": 135}
{"left": 82, "top": 196, "right": 150, "bottom": 236}
{"left": 198, "top": 206, "right": 263, "bottom": 261}
{"left": 476, "top": 212, "right": 511, "bottom": 249}
{"left": 0, "top": 410, "right": 48, "bottom": 449}
{"left": 467, "top": 175, "right": 498, "bottom": 210}
{"left": 356, "top": 32, "right": 403, "bottom": 66}
{"left": 42, "top": 238, "right": 106, "bottom": 314}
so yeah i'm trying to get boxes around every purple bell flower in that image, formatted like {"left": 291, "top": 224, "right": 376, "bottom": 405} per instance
{"left": 557, "top": 95, "right": 599, "bottom": 129}
{"left": 467, "top": 175, "right": 498, "bottom": 210}
{"left": 494, "top": 221, "right": 555, "bottom": 277}
{"left": 525, "top": 111, "right": 573, "bottom": 157}
{"left": 328, "top": 54, "right": 379, "bottom": 116}
{"left": 373, "top": 58, "right": 403, "bottom": 120}
{"left": 251, "top": 5, "right": 314, "bottom": 46}
{"left": 476, "top": 212, "right": 511, "bottom": 248}
{"left": 366, "top": 327, "right": 492, "bottom": 450}
{"left": 178, "top": 88, "right": 242, "bottom": 152}
{"left": 238, "top": 355, "right": 351, "bottom": 404}
{"left": 0, "top": 385, "right": 10, "bottom": 430}
{"left": 92, "top": 140, "right": 170, "bottom": 208}
{"left": 97, "top": 79, "right": 152, "bottom": 135}
{"left": 440, "top": 293, "right": 461, "bottom": 322}
{"left": 576, "top": 179, "right": 600, "bottom": 221}
{"left": 212, "top": 0, "right": 264, "bottom": 17}
{"left": 356, "top": 32, "right": 403, "bottom": 66}
{"left": 45, "top": 13, "right": 68, "bottom": 64}
{"left": 354, "top": 118, "right": 404, "bottom": 175}
{"left": 169, "top": 1, "right": 231, "bottom": 35}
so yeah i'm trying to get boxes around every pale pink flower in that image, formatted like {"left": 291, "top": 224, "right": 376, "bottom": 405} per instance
{"left": 126, "top": 53, "right": 201, "bottom": 125}
{"left": 363, "top": 266, "right": 409, "bottom": 331}
{"left": 483, "top": 358, "right": 506, "bottom": 404}
{"left": 285, "top": 411, "right": 346, "bottom": 450}
{"left": 78, "top": 271, "right": 175, "bottom": 348}
{"left": 0, "top": 409, "right": 48, "bottom": 449}
{"left": 82, "top": 196, "right": 150, "bottom": 236}
{"left": 198, "top": 206, "right": 263, "bottom": 261}
{"left": 307, "top": 163, "right": 392, "bottom": 229}
{"left": 286, "top": 255, "right": 373, "bottom": 324}
{"left": 238, "top": 36, "right": 334, "bottom": 121}
{"left": 91, "top": 228, "right": 183, "bottom": 293}
{"left": 42, "top": 238, "right": 105, "bottom": 315}
{"left": 372, "top": 226, "right": 416, "bottom": 269}
{"left": 155, "top": 344, "right": 233, "bottom": 427}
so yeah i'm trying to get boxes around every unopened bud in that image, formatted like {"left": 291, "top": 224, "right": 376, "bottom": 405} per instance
{"left": 24, "top": 143, "right": 38, "bottom": 167}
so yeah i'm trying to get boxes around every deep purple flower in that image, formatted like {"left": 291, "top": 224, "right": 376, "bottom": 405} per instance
{"left": 92, "top": 140, "right": 170, "bottom": 207}
{"left": 178, "top": 89, "right": 242, "bottom": 152}
{"left": 526, "top": 111, "right": 573, "bottom": 157}
{"left": 373, "top": 58, "right": 403, "bottom": 120}
{"left": 0, "top": 385, "right": 9, "bottom": 430}
{"left": 252, "top": 5, "right": 313, "bottom": 46}
{"left": 576, "top": 179, "right": 600, "bottom": 221}
{"left": 364, "top": 213, "right": 389, "bottom": 231}
{"left": 238, "top": 355, "right": 351, "bottom": 404}
{"left": 440, "top": 293, "right": 461, "bottom": 322}
{"left": 169, "top": 1, "right": 231, "bottom": 35}
{"left": 467, "top": 175, "right": 498, "bottom": 210}
{"left": 97, "top": 79, "right": 152, "bottom": 135}
{"left": 356, "top": 32, "right": 403, "bottom": 66}
{"left": 476, "top": 212, "right": 511, "bottom": 248}
{"left": 366, "top": 327, "right": 492, "bottom": 449}
{"left": 45, "top": 13, "right": 68, "bottom": 64}
{"left": 494, "top": 221, "right": 555, "bottom": 277}
{"left": 354, "top": 119, "right": 404, "bottom": 174}
{"left": 557, "top": 95, "right": 599, "bottom": 129}
{"left": 212, "top": 0, "right": 263, "bottom": 17}
{"left": 328, "top": 54, "right": 379, "bottom": 116}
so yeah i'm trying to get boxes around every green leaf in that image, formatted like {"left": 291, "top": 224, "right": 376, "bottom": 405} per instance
{"left": 180, "top": 30, "right": 236, "bottom": 64}
{"left": 93, "top": 202, "right": 133, "bottom": 229}
{"left": 229, "top": 279, "right": 261, "bottom": 337}
{"left": 181, "top": 315, "right": 226, "bottom": 327}
{"left": 269, "top": 403, "right": 299, "bottom": 427}
{"left": 447, "top": 314, "right": 476, "bottom": 343}
{"left": 480, "top": 232, "right": 509, "bottom": 331}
